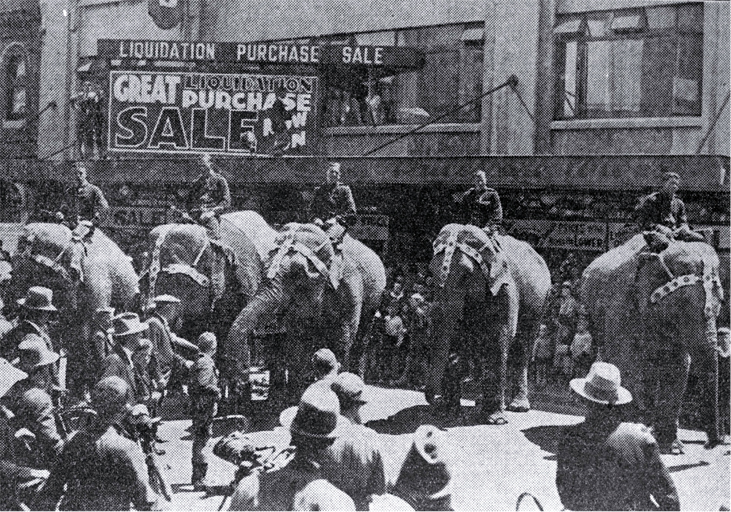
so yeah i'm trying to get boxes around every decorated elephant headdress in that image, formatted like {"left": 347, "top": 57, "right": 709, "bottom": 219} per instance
{"left": 433, "top": 224, "right": 510, "bottom": 296}
{"left": 265, "top": 223, "right": 343, "bottom": 290}
{"left": 15, "top": 224, "right": 87, "bottom": 285}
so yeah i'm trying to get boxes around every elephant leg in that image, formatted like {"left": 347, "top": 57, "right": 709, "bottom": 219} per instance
{"left": 653, "top": 346, "right": 690, "bottom": 451}
{"left": 508, "top": 317, "right": 533, "bottom": 413}
{"left": 688, "top": 341, "right": 721, "bottom": 447}
{"left": 479, "top": 327, "right": 507, "bottom": 420}
{"left": 425, "top": 333, "right": 451, "bottom": 405}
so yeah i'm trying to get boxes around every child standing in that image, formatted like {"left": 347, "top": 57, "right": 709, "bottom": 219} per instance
{"left": 382, "top": 303, "right": 405, "bottom": 382}
{"left": 531, "top": 324, "right": 553, "bottom": 388}
{"left": 189, "top": 332, "right": 221, "bottom": 491}
{"left": 570, "top": 316, "right": 594, "bottom": 379}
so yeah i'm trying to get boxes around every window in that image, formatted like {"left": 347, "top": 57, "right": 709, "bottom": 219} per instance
{"left": 554, "top": 3, "right": 703, "bottom": 120}
{"left": 324, "top": 23, "right": 484, "bottom": 127}
{"left": 4, "top": 52, "right": 28, "bottom": 122}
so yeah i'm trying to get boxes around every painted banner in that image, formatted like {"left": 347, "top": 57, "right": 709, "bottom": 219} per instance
{"left": 98, "top": 39, "right": 424, "bottom": 68}
{"left": 107, "top": 71, "right": 318, "bottom": 156}
{"left": 505, "top": 219, "right": 607, "bottom": 251}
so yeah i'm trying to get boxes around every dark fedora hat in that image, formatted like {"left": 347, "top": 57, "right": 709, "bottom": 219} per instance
{"left": 279, "top": 385, "right": 347, "bottom": 440}
{"left": 17, "top": 286, "right": 57, "bottom": 311}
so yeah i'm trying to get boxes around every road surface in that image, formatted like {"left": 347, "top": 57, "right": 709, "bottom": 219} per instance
{"left": 152, "top": 385, "right": 729, "bottom": 510}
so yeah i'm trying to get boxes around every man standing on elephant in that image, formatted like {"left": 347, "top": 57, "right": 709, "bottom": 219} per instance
{"left": 310, "top": 161, "right": 357, "bottom": 242}
{"left": 187, "top": 153, "right": 231, "bottom": 240}
{"left": 458, "top": 170, "right": 503, "bottom": 233}
{"left": 57, "top": 161, "right": 109, "bottom": 233}
{"left": 556, "top": 362, "right": 679, "bottom": 511}
{"left": 635, "top": 171, "right": 704, "bottom": 242}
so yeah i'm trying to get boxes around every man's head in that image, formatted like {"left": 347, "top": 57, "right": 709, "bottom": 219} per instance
{"left": 560, "top": 281, "right": 573, "bottom": 298}
{"left": 112, "top": 312, "right": 148, "bottom": 350}
{"left": 331, "top": 372, "right": 368, "bottom": 423}
{"left": 201, "top": 153, "right": 215, "bottom": 176}
{"left": 18, "top": 286, "right": 57, "bottom": 325}
{"left": 326, "top": 162, "right": 341, "bottom": 184}
{"left": 17, "top": 334, "right": 59, "bottom": 376}
{"left": 92, "top": 376, "right": 130, "bottom": 423}
{"left": 311, "top": 348, "right": 340, "bottom": 381}
{"left": 153, "top": 294, "right": 181, "bottom": 321}
{"left": 661, "top": 171, "right": 680, "bottom": 196}
{"left": 569, "top": 361, "right": 632, "bottom": 410}
{"left": 197, "top": 331, "right": 217, "bottom": 356}
{"left": 75, "top": 162, "right": 88, "bottom": 186}
{"left": 473, "top": 170, "right": 487, "bottom": 191}
{"left": 538, "top": 324, "right": 548, "bottom": 337}
{"left": 279, "top": 385, "right": 345, "bottom": 451}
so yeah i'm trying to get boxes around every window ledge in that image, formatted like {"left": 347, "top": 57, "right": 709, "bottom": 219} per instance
{"left": 2, "top": 119, "right": 26, "bottom": 129}
{"left": 325, "top": 123, "right": 481, "bottom": 135}
{"left": 551, "top": 117, "right": 703, "bottom": 130}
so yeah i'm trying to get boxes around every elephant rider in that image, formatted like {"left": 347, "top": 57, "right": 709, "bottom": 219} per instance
{"left": 56, "top": 161, "right": 109, "bottom": 240}
{"left": 1, "top": 287, "right": 61, "bottom": 389}
{"left": 556, "top": 362, "right": 679, "bottom": 511}
{"left": 310, "top": 161, "right": 357, "bottom": 245}
{"left": 145, "top": 295, "right": 198, "bottom": 394}
{"left": 0, "top": 358, "right": 51, "bottom": 510}
{"left": 458, "top": 170, "right": 503, "bottom": 235}
{"left": 634, "top": 171, "right": 704, "bottom": 243}
{"left": 186, "top": 153, "right": 231, "bottom": 240}
{"left": 35, "top": 376, "right": 162, "bottom": 511}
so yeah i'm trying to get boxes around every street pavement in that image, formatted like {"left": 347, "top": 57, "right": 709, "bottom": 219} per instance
{"left": 155, "top": 385, "right": 730, "bottom": 510}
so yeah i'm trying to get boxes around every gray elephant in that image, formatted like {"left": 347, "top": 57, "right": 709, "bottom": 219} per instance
{"left": 226, "top": 222, "right": 386, "bottom": 400}
{"left": 581, "top": 233, "right": 724, "bottom": 451}
{"left": 427, "top": 224, "right": 551, "bottom": 423}
{"left": 141, "top": 211, "right": 277, "bottom": 357}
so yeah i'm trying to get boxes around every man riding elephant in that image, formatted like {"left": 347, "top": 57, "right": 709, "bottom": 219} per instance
{"left": 310, "top": 161, "right": 357, "bottom": 245}
{"left": 634, "top": 171, "right": 704, "bottom": 243}
{"left": 186, "top": 154, "right": 231, "bottom": 240}
{"left": 457, "top": 170, "right": 503, "bottom": 234}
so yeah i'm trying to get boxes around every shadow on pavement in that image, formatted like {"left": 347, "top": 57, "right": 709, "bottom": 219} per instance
{"left": 366, "top": 405, "right": 474, "bottom": 434}
{"left": 667, "top": 461, "right": 711, "bottom": 473}
{"left": 521, "top": 425, "right": 566, "bottom": 455}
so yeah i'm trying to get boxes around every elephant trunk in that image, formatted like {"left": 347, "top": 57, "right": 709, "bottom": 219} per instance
{"left": 426, "top": 288, "right": 466, "bottom": 400}
{"left": 224, "top": 278, "right": 283, "bottom": 383}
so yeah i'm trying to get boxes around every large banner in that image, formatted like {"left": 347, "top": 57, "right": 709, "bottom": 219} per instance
{"left": 107, "top": 71, "right": 319, "bottom": 156}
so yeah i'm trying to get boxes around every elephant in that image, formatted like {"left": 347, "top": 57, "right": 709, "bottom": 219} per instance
{"left": 226, "top": 222, "right": 386, "bottom": 401}
{"left": 426, "top": 224, "right": 551, "bottom": 422}
{"left": 140, "top": 211, "right": 278, "bottom": 360}
{"left": 580, "top": 233, "right": 724, "bottom": 451}
{"left": 9, "top": 223, "right": 140, "bottom": 391}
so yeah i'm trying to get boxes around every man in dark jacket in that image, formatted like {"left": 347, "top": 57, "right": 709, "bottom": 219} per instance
{"left": 635, "top": 171, "right": 704, "bottom": 242}
{"left": 187, "top": 153, "right": 231, "bottom": 239}
{"left": 100, "top": 313, "right": 148, "bottom": 404}
{"left": 35, "top": 376, "right": 161, "bottom": 511}
{"left": 189, "top": 332, "right": 220, "bottom": 490}
{"left": 58, "top": 161, "right": 109, "bottom": 232}
{"left": 556, "top": 362, "right": 679, "bottom": 511}
{"left": 310, "top": 161, "right": 357, "bottom": 237}
{"left": 458, "top": 170, "right": 503, "bottom": 232}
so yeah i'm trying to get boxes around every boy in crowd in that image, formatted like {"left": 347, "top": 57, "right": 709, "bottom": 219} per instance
{"left": 531, "top": 324, "right": 553, "bottom": 388}
{"left": 189, "top": 332, "right": 221, "bottom": 491}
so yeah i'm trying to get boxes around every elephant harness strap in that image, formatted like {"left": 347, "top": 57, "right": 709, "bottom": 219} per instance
{"left": 648, "top": 253, "right": 721, "bottom": 320}
{"left": 25, "top": 239, "right": 85, "bottom": 283}
{"left": 434, "top": 231, "right": 502, "bottom": 293}
{"left": 266, "top": 232, "right": 340, "bottom": 287}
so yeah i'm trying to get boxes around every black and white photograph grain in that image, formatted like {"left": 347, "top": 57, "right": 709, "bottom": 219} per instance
{"left": 0, "top": 0, "right": 728, "bottom": 510}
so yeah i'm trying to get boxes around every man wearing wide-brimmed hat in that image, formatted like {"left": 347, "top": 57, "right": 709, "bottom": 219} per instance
{"left": 229, "top": 385, "right": 350, "bottom": 510}
{"left": 325, "top": 372, "right": 386, "bottom": 510}
{"left": 0, "top": 357, "right": 51, "bottom": 510}
{"left": 556, "top": 362, "right": 679, "bottom": 511}
{"left": 146, "top": 294, "right": 197, "bottom": 393}
{"left": 2, "top": 336, "right": 64, "bottom": 471}
{"left": 1, "top": 287, "right": 58, "bottom": 366}
{"left": 99, "top": 313, "right": 149, "bottom": 403}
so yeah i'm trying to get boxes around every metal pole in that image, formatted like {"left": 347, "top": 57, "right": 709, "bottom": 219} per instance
{"left": 362, "top": 75, "right": 519, "bottom": 157}
{"left": 696, "top": 90, "right": 730, "bottom": 154}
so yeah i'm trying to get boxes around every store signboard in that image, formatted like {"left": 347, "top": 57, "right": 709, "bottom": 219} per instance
{"left": 506, "top": 219, "right": 607, "bottom": 251}
{"left": 107, "top": 70, "right": 319, "bottom": 156}
{"left": 98, "top": 39, "right": 424, "bottom": 68}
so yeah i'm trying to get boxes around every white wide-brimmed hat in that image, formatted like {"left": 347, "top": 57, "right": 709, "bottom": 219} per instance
{"left": 569, "top": 362, "right": 632, "bottom": 405}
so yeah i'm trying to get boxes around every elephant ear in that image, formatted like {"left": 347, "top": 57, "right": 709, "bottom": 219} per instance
{"left": 66, "top": 240, "right": 86, "bottom": 283}
{"left": 476, "top": 234, "right": 510, "bottom": 296}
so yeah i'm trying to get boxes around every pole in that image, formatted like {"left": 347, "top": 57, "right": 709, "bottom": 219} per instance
{"left": 362, "top": 75, "right": 519, "bottom": 157}
{"left": 696, "top": 90, "right": 730, "bottom": 154}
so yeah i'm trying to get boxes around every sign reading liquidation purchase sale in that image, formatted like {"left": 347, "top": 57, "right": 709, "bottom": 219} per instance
{"left": 107, "top": 71, "right": 318, "bottom": 156}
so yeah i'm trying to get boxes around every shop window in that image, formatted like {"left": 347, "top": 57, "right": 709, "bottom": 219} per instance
{"left": 554, "top": 3, "right": 703, "bottom": 120}
{"left": 3, "top": 51, "right": 28, "bottom": 123}
{"left": 324, "top": 22, "right": 484, "bottom": 127}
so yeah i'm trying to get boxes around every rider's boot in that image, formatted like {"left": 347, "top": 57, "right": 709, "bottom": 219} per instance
{"left": 192, "top": 463, "right": 209, "bottom": 491}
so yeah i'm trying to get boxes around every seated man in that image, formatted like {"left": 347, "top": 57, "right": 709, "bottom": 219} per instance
{"left": 457, "top": 170, "right": 503, "bottom": 234}
{"left": 36, "top": 376, "right": 161, "bottom": 511}
{"left": 634, "top": 171, "right": 704, "bottom": 242}
{"left": 57, "top": 161, "right": 109, "bottom": 239}
{"left": 186, "top": 153, "right": 231, "bottom": 240}
{"left": 310, "top": 161, "right": 357, "bottom": 243}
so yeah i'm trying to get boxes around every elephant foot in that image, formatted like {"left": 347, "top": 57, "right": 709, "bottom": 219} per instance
{"left": 507, "top": 397, "right": 530, "bottom": 413}
{"left": 704, "top": 437, "right": 725, "bottom": 450}
{"left": 659, "top": 439, "right": 685, "bottom": 455}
